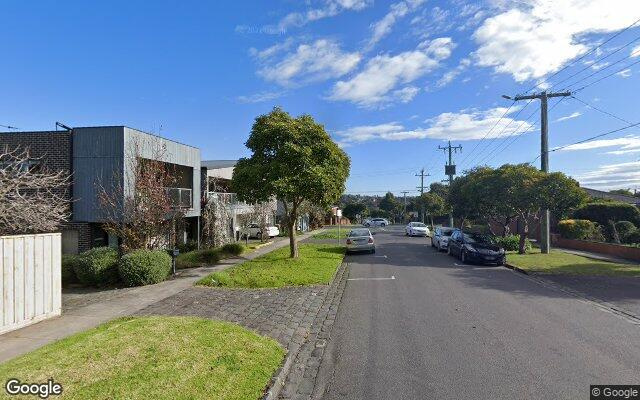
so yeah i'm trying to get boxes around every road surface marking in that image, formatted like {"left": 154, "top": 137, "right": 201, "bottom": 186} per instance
{"left": 374, "top": 255, "right": 388, "bottom": 258}
{"left": 347, "top": 276, "right": 395, "bottom": 281}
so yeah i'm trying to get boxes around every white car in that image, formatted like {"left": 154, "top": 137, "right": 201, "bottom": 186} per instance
{"left": 406, "top": 222, "right": 430, "bottom": 237}
{"left": 364, "top": 218, "right": 389, "bottom": 227}
{"left": 346, "top": 228, "right": 375, "bottom": 254}
{"left": 431, "top": 226, "right": 454, "bottom": 251}
{"left": 245, "top": 224, "right": 280, "bottom": 239}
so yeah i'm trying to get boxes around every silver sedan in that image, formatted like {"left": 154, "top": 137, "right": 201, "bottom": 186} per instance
{"left": 346, "top": 228, "right": 375, "bottom": 254}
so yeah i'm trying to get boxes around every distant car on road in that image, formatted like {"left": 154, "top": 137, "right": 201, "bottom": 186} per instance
{"left": 447, "top": 229, "right": 505, "bottom": 265}
{"left": 364, "top": 218, "right": 389, "bottom": 227}
{"left": 431, "top": 227, "right": 454, "bottom": 251}
{"left": 405, "top": 222, "right": 430, "bottom": 237}
{"left": 244, "top": 224, "right": 280, "bottom": 239}
{"left": 346, "top": 228, "right": 375, "bottom": 254}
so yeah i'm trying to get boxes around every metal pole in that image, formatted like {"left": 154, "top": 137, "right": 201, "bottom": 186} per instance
{"left": 540, "top": 92, "right": 550, "bottom": 254}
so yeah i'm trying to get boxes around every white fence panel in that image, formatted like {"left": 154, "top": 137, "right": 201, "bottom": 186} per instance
{"left": 0, "top": 233, "right": 61, "bottom": 335}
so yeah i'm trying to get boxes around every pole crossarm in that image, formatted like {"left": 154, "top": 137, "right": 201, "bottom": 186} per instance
{"left": 513, "top": 91, "right": 571, "bottom": 101}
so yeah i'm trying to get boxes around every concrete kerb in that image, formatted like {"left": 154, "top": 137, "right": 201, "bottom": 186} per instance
{"left": 263, "top": 258, "right": 348, "bottom": 400}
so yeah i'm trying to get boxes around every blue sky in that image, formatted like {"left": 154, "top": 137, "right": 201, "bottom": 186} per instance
{"left": 2, "top": 0, "right": 640, "bottom": 195}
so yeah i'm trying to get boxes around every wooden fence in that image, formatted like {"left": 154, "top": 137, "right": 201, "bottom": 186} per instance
{"left": 1, "top": 233, "right": 61, "bottom": 334}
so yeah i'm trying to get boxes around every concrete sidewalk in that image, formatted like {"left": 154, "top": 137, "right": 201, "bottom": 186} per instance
{"left": 558, "top": 247, "right": 638, "bottom": 265}
{"left": 0, "top": 232, "right": 318, "bottom": 364}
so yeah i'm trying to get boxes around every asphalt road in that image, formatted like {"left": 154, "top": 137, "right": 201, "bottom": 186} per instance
{"left": 315, "top": 225, "right": 640, "bottom": 400}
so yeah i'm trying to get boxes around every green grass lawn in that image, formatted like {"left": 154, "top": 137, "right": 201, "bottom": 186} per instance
{"left": 0, "top": 317, "right": 284, "bottom": 400}
{"left": 197, "top": 244, "right": 345, "bottom": 288}
{"left": 311, "top": 228, "right": 348, "bottom": 240}
{"left": 507, "top": 249, "right": 640, "bottom": 276}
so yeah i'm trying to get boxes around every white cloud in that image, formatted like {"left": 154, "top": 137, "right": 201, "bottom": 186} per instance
{"left": 335, "top": 106, "right": 535, "bottom": 144}
{"left": 632, "top": 45, "right": 640, "bottom": 57}
{"left": 437, "top": 58, "right": 471, "bottom": 87}
{"left": 617, "top": 68, "right": 632, "bottom": 78}
{"left": 573, "top": 160, "right": 640, "bottom": 190}
{"left": 257, "top": 39, "right": 361, "bottom": 86}
{"left": 329, "top": 37, "right": 455, "bottom": 107}
{"left": 557, "top": 135, "right": 640, "bottom": 154}
{"left": 367, "top": 0, "right": 426, "bottom": 49}
{"left": 393, "top": 86, "right": 421, "bottom": 103}
{"left": 236, "top": 91, "right": 285, "bottom": 104}
{"left": 277, "top": 0, "right": 371, "bottom": 29}
{"left": 249, "top": 38, "right": 295, "bottom": 60}
{"left": 554, "top": 111, "right": 581, "bottom": 122}
{"left": 473, "top": 0, "right": 640, "bottom": 82}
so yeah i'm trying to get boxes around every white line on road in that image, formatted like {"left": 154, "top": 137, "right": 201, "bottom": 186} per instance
{"left": 347, "top": 276, "right": 395, "bottom": 281}
{"left": 374, "top": 255, "right": 388, "bottom": 258}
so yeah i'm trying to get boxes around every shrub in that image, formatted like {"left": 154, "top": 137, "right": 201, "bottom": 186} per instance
{"left": 557, "top": 219, "right": 603, "bottom": 241}
{"left": 615, "top": 221, "right": 637, "bottom": 243}
{"left": 61, "top": 254, "right": 81, "bottom": 285}
{"left": 221, "top": 243, "right": 244, "bottom": 256}
{"left": 176, "top": 240, "right": 198, "bottom": 254}
{"left": 176, "top": 248, "right": 222, "bottom": 269}
{"left": 118, "top": 249, "right": 171, "bottom": 287}
{"left": 573, "top": 202, "right": 640, "bottom": 226}
{"left": 73, "top": 247, "right": 119, "bottom": 287}
{"left": 494, "top": 235, "right": 532, "bottom": 252}
{"left": 624, "top": 229, "right": 640, "bottom": 245}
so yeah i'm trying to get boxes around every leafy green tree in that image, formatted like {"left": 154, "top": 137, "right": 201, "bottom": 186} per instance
{"left": 417, "top": 192, "right": 447, "bottom": 227}
{"left": 232, "top": 108, "right": 350, "bottom": 258}
{"left": 343, "top": 203, "right": 367, "bottom": 222}
{"left": 378, "top": 192, "right": 401, "bottom": 222}
{"left": 609, "top": 189, "right": 634, "bottom": 196}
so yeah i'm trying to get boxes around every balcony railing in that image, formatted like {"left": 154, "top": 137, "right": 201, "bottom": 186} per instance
{"left": 208, "top": 192, "right": 237, "bottom": 204}
{"left": 165, "top": 187, "right": 193, "bottom": 209}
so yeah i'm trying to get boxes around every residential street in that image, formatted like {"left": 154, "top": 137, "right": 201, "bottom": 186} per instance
{"left": 315, "top": 225, "right": 640, "bottom": 400}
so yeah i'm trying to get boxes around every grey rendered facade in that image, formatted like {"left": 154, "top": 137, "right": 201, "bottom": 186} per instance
{"left": 1, "top": 126, "right": 201, "bottom": 253}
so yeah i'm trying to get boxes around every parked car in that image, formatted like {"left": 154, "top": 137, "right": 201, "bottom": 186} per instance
{"left": 364, "top": 218, "right": 389, "bottom": 227}
{"left": 405, "top": 222, "right": 430, "bottom": 237}
{"left": 447, "top": 229, "right": 505, "bottom": 265}
{"left": 346, "top": 228, "right": 375, "bottom": 254}
{"left": 244, "top": 223, "right": 280, "bottom": 239}
{"left": 431, "top": 227, "right": 454, "bottom": 251}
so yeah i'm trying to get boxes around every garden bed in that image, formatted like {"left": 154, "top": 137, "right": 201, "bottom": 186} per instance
{"left": 507, "top": 249, "right": 640, "bottom": 276}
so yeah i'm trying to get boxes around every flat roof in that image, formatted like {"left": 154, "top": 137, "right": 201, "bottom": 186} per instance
{"left": 202, "top": 160, "right": 238, "bottom": 169}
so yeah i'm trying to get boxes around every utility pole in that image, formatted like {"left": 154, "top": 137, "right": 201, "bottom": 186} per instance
{"left": 415, "top": 169, "right": 430, "bottom": 223}
{"left": 504, "top": 90, "right": 571, "bottom": 254}
{"left": 401, "top": 190, "right": 410, "bottom": 222}
{"left": 439, "top": 141, "right": 462, "bottom": 227}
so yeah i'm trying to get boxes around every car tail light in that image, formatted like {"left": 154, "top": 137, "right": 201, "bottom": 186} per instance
{"left": 346, "top": 239, "right": 352, "bottom": 244}
{"left": 368, "top": 237, "right": 374, "bottom": 243}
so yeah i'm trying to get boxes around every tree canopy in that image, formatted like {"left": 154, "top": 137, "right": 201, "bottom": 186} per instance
{"left": 232, "top": 107, "right": 350, "bottom": 257}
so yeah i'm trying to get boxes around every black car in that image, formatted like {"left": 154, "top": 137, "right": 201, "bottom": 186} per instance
{"left": 447, "top": 229, "right": 506, "bottom": 265}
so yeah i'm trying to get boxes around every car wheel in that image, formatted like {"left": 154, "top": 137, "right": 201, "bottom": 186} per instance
{"left": 381, "top": 223, "right": 386, "bottom": 227}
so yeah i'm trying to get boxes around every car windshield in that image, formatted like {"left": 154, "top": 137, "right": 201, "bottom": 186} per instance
{"left": 349, "top": 229, "right": 371, "bottom": 237}
{"left": 463, "top": 233, "right": 495, "bottom": 244}
{"left": 411, "top": 223, "right": 427, "bottom": 227}
{"left": 441, "top": 229, "right": 453, "bottom": 236}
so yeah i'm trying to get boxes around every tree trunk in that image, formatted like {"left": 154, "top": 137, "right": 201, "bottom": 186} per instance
{"left": 288, "top": 202, "right": 299, "bottom": 258}
{"left": 518, "top": 217, "right": 528, "bottom": 254}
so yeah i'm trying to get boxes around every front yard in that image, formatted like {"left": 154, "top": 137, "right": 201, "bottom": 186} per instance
{"left": 197, "top": 243, "right": 345, "bottom": 288}
{"left": 311, "top": 228, "right": 348, "bottom": 240}
{"left": 507, "top": 249, "right": 640, "bottom": 276}
{"left": 0, "top": 316, "right": 284, "bottom": 400}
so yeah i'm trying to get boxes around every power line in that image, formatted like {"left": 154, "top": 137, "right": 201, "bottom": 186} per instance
{"left": 526, "top": 15, "right": 640, "bottom": 93}
{"left": 457, "top": 101, "right": 516, "bottom": 167}
{"left": 461, "top": 100, "right": 533, "bottom": 168}
{"left": 0, "top": 124, "right": 19, "bottom": 130}
{"left": 560, "top": 49, "right": 640, "bottom": 91}
{"left": 549, "top": 121, "right": 640, "bottom": 153}
{"left": 572, "top": 57, "right": 640, "bottom": 93}
{"left": 569, "top": 95, "right": 633, "bottom": 125}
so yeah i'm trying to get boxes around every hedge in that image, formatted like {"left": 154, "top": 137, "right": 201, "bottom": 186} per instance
{"left": 118, "top": 249, "right": 171, "bottom": 287}
{"left": 176, "top": 248, "right": 222, "bottom": 269}
{"left": 61, "top": 254, "right": 81, "bottom": 285}
{"left": 73, "top": 247, "right": 119, "bottom": 287}
{"left": 573, "top": 202, "right": 640, "bottom": 226}
{"left": 221, "top": 243, "right": 244, "bottom": 256}
{"left": 557, "top": 219, "right": 603, "bottom": 241}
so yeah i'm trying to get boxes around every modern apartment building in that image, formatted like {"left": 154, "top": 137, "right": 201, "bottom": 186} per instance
{"left": 0, "top": 126, "right": 201, "bottom": 253}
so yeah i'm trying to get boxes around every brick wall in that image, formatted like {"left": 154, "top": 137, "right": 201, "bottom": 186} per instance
{"left": 551, "top": 234, "right": 640, "bottom": 263}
